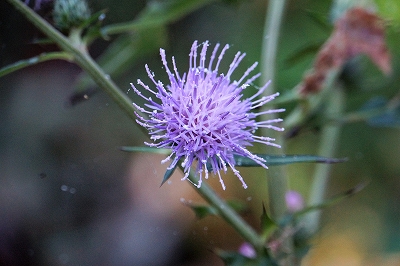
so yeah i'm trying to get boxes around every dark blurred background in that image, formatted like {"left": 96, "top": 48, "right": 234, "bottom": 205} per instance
{"left": 1, "top": 0, "right": 400, "bottom": 265}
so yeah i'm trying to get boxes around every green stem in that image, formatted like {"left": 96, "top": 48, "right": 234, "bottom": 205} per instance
{"left": 260, "top": 1, "right": 293, "bottom": 264}
{"left": 260, "top": 0, "right": 287, "bottom": 91}
{"left": 260, "top": 0, "right": 288, "bottom": 220}
{"left": 0, "top": 52, "right": 73, "bottom": 78}
{"left": 303, "top": 85, "right": 345, "bottom": 235}
{"left": 186, "top": 171, "right": 264, "bottom": 250}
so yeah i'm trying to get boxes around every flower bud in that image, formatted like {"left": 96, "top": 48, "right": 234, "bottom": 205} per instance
{"left": 285, "top": 190, "right": 304, "bottom": 212}
{"left": 53, "top": 0, "right": 90, "bottom": 31}
{"left": 238, "top": 242, "right": 256, "bottom": 259}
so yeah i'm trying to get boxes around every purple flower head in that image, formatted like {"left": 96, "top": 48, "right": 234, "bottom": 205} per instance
{"left": 131, "top": 41, "right": 284, "bottom": 190}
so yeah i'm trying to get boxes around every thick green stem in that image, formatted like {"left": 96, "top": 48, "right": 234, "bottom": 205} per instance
{"left": 303, "top": 86, "right": 345, "bottom": 235}
{"left": 260, "top": 0, "right": 288, "bottom": 220}
{"left": 260, "top": 1, "right": 293, "bottom": 264}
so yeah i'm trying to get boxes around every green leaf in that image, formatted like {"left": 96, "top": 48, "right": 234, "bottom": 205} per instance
{"left": 121, "top": 147, "right": 347, "bottom": 170}
{"left": 285, "top": 42, "right": 325, "bottom": 66}
{"left": 186, "top": 203, "right": 218, "bottom": 219}
{"left": 304, "top": 8, "right": 332, "bottom": 30}
{"left": 375, "top": 0, "right": 400, "bottom": 27}
{"left": 296, "top": 182, "right": 368, "bottom": 217}
{"left": 340, "top": 96, "right": 400, "bottom": 127}
{"left": 101, "top": 0, "right": 216, "bottom": 35}
{"left": 160, "top": 162, "right": 179, "bottom": 187}
{"left": 234, "top": 154, "right": 347, "bottom": 167}
{"left": 80, "top": 9, "right": 107, "bottom": 30}
{"left": 260, "top": 203, "right": 278, "bottom": 240}
{"left": 363, "top": 96, "right": 400, "bottom": 128}
{"left": 120, "top": 146, "right": 178, "bottom": 186}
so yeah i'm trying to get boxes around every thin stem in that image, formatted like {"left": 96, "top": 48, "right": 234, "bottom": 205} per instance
{"left": 186, "top": 170, "right": 264, "bottom": 250}
{"left": 0, "top": 52, "right": 73, "bottom": 77}
{"left": 260, "top": 0, "right": 288, "bottom": 220}
{"left": 303, "top": 85, "right": 345, "bottom": 235}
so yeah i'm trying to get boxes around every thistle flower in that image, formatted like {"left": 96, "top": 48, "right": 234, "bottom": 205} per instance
{"left": 131, "top": 41, "right": 284, "bottom": 190}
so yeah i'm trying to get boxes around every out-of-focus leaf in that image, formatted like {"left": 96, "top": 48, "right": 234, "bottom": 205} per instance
{"left": 341, "top": 96, "right": 400, "bottom": 127}
{"left": 80, "top": 9, "right": 107, "bottom": 30}
{"left": 362, "top": 96, "right": 400, "bottom": 128}
{"left": 285, "top": 42, "right": 324, "bottom": 66}
{"left": 102, "top": 0, "right": 216, "bottom": 35}
{"left": 304, "top": 8, "right": 332, "bottom": 31}
{"left": 81, "top": 9, "right": 108, "bottom": 42}
{"left": 296, "top": 182, "right": 368, "bottom": 217}
{"left": 182, "top": 199, "right": 246, "bottom": 219}
{"left": 185, "top": 203, "right": 218, "bottom": 219}
{"left": 234, "top": 154, "right": 347, "bottom": 167}
{"left": 375, "top": 0, "right": 400, "bottom": 27}
{"left": 260, "top": 203, "right": 277, "bottom": 240}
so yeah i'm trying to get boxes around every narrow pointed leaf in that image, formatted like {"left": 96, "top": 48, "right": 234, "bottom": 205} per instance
{"left": 120, "top": 146, "right": 177, "bottom": 186}
{"left": 234, "top": 154, "right": 347, "bottom": 167}
{"left": 160, "top": 162, "right": 179, "bottom": 187}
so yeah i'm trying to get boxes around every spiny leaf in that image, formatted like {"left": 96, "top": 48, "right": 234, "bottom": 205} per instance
{"left": 120, "top": 146, "right": 175, "bottom": 186}
{"left": 121, "top": 147, "right": 347, "bottom": 168}
{"left": 160, "top": 162, "right": 178, "bottom": 187}
{"left": 260, "top": 203, "right": 277, "bottom": 240}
